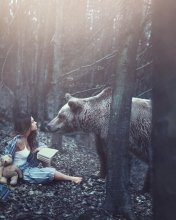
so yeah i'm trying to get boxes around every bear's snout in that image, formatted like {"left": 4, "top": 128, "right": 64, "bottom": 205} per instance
{"left": 47, "top": 123, "right": 59, "bottom": 133}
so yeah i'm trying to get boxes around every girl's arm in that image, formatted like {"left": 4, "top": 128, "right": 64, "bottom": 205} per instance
{"left": 32, "top": 142, "right": 48, "bottom": 153}
{"left": 1, "top": 135, "right": 19, "bottom": 159}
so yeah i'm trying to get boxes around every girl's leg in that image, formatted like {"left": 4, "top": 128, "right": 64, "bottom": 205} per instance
{"left": 54, "top": 171, "right": 82, "bottom": 184}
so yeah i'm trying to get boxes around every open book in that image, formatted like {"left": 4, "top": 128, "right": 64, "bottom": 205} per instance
{"left": 37, "top": 148, "right": 58, "bottom": 164}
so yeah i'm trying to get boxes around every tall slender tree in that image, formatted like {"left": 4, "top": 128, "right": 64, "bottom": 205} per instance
{"left": 152, "top": 0, "right": 176, "bottom": 219}
{"left": 51, "top": 0, "right": 64, "bottom": 151}
{"left": 103, "top": 0, "right": 142, "bottom": 219}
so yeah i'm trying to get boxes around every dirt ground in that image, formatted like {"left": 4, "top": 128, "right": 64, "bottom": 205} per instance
{"left": 0, "top": 123, "right": 152, "bottom": 220}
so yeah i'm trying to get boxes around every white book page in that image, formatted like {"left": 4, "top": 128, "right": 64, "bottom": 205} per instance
{"left": 37, "top": 148, "right": 58, "bottom": 163}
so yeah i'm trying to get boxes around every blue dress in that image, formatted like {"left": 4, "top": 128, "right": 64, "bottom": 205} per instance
{"left": 1, "top": 135, "right": 56, "bottom": 184}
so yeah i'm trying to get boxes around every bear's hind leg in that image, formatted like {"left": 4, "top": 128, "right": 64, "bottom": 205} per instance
{"left": 95, "top": 135, "right": 107, "bottom": 178}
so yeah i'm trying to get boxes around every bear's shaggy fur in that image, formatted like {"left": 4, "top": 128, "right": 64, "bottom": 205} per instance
{"left": 47, "top": 87, "right": 152, "bottom": 185}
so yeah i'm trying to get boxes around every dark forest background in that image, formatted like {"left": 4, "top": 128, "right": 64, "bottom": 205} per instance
{"left": 0, "top": 0, "right": 152, "bottom": 124}
{"left": 2, "top": 1, "right": 176, "bottom": 219}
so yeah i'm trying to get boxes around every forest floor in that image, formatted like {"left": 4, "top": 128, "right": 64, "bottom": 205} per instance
{"left": 0, "top": 122, "right": 152, "bottom": 220}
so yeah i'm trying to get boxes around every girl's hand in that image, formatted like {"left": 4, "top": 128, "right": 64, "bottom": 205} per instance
{"left": 33, "top": 146, "right": 47, "bottom": 153}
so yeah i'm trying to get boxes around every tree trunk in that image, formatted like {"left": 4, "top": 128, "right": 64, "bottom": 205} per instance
{"left": 152, "top": 1, "right": 176, "bottom": 219}
{"left": 51, "top": 0, "right": 64, "bottom": 152}
{"left": 103, "top": 0, "right": 142, "bottom": 219}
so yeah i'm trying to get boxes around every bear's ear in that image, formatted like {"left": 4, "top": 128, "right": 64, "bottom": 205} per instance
{"left": 8, "top": 154, "right": 12, "bottom": 158}
{"left": 68, "top": 100, "right": 82, "bottom": 112}
{"left": 65, "top": 93, "right": 72, "bottom": 102}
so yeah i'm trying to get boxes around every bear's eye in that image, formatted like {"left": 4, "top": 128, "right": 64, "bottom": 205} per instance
{"left": 58, "top": 114, "right": 65, "bottom": 121}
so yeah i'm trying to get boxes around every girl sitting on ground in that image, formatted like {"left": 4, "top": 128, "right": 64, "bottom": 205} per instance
{"left": 1, "top": 114, "right": 82, "bottom": 184}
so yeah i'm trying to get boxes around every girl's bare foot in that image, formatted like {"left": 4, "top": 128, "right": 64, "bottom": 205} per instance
{"left": 71, "top": 177, "right": 82, "bottom": 184}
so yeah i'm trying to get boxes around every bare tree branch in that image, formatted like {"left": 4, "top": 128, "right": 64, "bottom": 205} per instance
{"left": 70, "top": 86, "right": 105, "bottom": 97}
{"left": 137, "top": 88, "right": 152, "bottom": 98}
{"left": 56, "top": 50, "right": 117, "bottom": 82}
{"left": 70, "top": 75, "right": 114, "bottom": 97}
{"left": 136, "top": 46, "right": 152, "bottom": 59}
{"left": 136, "top": 60, "right": 153, "bottom": 71}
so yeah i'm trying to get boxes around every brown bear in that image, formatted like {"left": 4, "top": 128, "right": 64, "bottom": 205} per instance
{"left": 47, "top": 87, "right": 152, "bottom": 190}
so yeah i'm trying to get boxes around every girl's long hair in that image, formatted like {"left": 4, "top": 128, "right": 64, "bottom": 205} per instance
{"left": 12, "top": 114, "right": 38, "bottom": 152}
